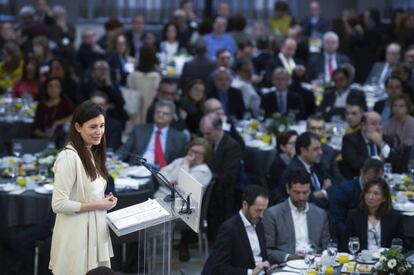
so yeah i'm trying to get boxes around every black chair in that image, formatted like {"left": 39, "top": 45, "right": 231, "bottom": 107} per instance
{"left": 198, "top": 178, "right": 216, "bottom": 260}
{"left": 11, "top": 139, "right": 50, "bottom": 154}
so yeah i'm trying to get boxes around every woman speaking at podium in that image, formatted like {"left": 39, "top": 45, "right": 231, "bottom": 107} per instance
{"left": 49, "top": 101, "right": 117, "bottom": 275}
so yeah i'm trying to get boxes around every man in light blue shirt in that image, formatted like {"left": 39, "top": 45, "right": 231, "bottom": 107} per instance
{"left": 204, "top": 16, "right": 237, "bottom": 60}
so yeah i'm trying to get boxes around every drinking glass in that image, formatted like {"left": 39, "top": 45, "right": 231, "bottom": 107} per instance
{"left": 384, "top": 163, "right": 392, "bottom": 179}
{"left": 304, "top": 246, "right": 316, "bottom": 269}
{"left": 12, "top": 142, "right": 23, "bottom": 158}
{"left": 348, "top": 237, "right": 360, "bottom": 257}
{"left": 38, "top": 166, "right": 48, "bottom": 181}
{"left": 391, "top": 238, "right": 403, "bottom": 253}
{"left": 327, "top": 239, "right": 338, "bottom": 258}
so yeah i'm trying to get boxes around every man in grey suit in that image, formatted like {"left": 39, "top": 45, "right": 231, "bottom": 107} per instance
{"left": 366, "top": 43, "right": 401, "bottom": 85}
{"left": 116, "top": 100, "right": 187, "bottom": 167}
{"left": 263, "top": 169, "right": 330, "bottom": 264}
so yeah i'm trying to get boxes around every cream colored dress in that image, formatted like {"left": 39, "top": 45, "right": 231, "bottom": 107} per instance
{"left": 49, "top": 145, "right": 113, "bottom": 275}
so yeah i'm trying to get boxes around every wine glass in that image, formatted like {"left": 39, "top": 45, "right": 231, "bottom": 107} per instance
{"left": 327, "top": 239, "right": 338, "bottom": 258}
{"left": 38, "top": 166, "right": 48, "bottom": 181}
{"left": 304, "top": 246, "right": 316, "bottom": 269}
{"left": 391, "top": 238, "right": 403, "bottom": 253}
{"left": 12, "top": 142, "right": 23, "bottom": 158}
{"left": 348, "top": 237, "right": 360, "bottom": 258}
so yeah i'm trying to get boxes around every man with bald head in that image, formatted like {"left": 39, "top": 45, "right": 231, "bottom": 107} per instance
{"left": 76, "top": 28, "right": 106, "bottom": 70}
{"left": 366, "top": 43, "right": 401, "bottom": 85}
{"left": 264, "top": 37, "right": 302, "bottom": 87}
{"left": 200, "top": 113, "right": 242, "bottom": 241}
{"left": 307, "top": 31, "right": 350, "bottom": 82}
{"left": 341, "top": 111, "right": 398, "bottom": 179}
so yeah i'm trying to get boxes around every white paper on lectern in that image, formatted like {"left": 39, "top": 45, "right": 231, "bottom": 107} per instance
{"left": 175, "top": 168, "right": 204, "bottom": 233}
{"left": 106, "top": 199, "right": 171, "bottom": 231}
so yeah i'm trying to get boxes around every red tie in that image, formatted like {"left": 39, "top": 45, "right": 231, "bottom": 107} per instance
{"left": 154, "top": 129, "right": 166, "bottom": 168}
{"left": 328, "top": 55, "right": 334, "bottom": 79}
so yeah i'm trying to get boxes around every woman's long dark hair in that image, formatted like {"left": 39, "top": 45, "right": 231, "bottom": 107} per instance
{"left": 359, "top": 177, "right": 392, "bottom": 219}
{"left": 67, "top": 100, "right": 109, "bottom": 180}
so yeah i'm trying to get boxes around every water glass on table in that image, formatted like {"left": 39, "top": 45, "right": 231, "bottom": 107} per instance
{"left": 391, "top": 238, "right": 403, "bottom": 252}
{"left": 348, "top": 236, "right": 360, "bottom": 258}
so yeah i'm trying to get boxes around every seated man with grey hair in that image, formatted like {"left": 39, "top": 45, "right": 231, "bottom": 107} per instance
{"left": 117, "top": 100, "right": 187, "bottom": 168}
{"left": 307, "top": 31, "right": 350, "bottom": 83}
{"left": 207, "top": 66, "right": 246, "bottom": 119}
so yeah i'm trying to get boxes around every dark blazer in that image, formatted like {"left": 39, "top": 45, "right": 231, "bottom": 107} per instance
{"left": 278, "top": 156, "right": 331, "bottom": 209}
{"left": 105, "top": 116, "right": 123, "bottom": 150}
{"left": 208, "top": 133, "right": 242, "bottom": 241}
{"left": 307, "top": 53, "right": 351, "bottom": 81}
{"left": 208, "top": 87, "right": 246, "bottom": 120}
{"left": 321, "top": 144, "right": 345, "bottom": 184}
{"left": 268, "top": 154, "right": 288, "bottom": 191}
{"left": 343, "top": 208, "right": 404, "bottom": 251}
{"left": 301, "top": 17, "right": 330, "bottom": 38}
{"left": 106, "top": 52, "right": 129, "bottom": 86}
{"left": 341, "top": 130, "right": 398, "bottom": 179}
{"left": 261, "top": 89, "right": 304, "bottom": 120}
{"left": 373, "top": 99, "right": 387, "bottom": 116}
{"left": 116, "top": 124, "right": 186, "bottom": 165}
{"left": 76, "top": 43, "right": 105, "bottom": 71}
{"left": 212, "top": 213, "right": 267, "bottom": 275}
{"left": 328, "top": 177, "right": 362, "bottom": 237}
{"left": 289, "top": 81, "right": 316, "bottom": 119}
{"left": 179, "top": 55, "right": 216, "bottom": 88}
{"left": 317, "top": 88, "right": 366, "bottom": 121}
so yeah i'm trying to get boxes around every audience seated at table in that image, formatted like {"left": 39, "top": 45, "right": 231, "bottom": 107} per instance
{"left": 146, "top": 78, "right": 189, "bottom": 134}
{"left": 318, "top": 67, "right": 366, "bottom": 122}
{"left": 268, "top": 130, "right": 298, "bottom": 194}
{"left": 200, "top": 113, "right": 242, "bottom": 241}
{"left": 158, "top": 22, "right": 185, "bottom": 65}
{"left": 12, "top": 56, "right": 41, "bottom": 99}
{"left": 341, "top": 111, "right": 399, "bottom": 179}
{"left": 204, "top": 17, "right": 237, "bottom": 60}
{"left": 300, "top": 1, "right": 329, "bottom": 45}
{"left": 342, "top": 177, "right": 405, "bottom": 251}
{"left": 116, "top": 100, "right": 186, "bottom": 167}
{"left": 263, "top": 169, "right": 330, "bottom": 264}
{"left": 306, "top": 114, "right": 345, "bottom": 184}
{"left": 278, "top": 132, "right": 332, "bottom": 209}
{"left": 207, "top": 67, "right": 246, "bottom": 120}
{"left": 261, "top": 67, "right": 304, "bottom": 120}
{"left": 290, "top": 65, "right": 316, "bottom": 119}
{"left": 373, "top": 76, "right": 404, "bottom": 122}
{"left": 181, "top": 79, "right": 207, "bottom": 135}
{"left": 329, "top": 159, "right": 384, "bottom": 239}
{"left": 32, "top": 35, "right": 54, "bottom": 76}
{"left": 76, "top": 28, "right": 106, "bottom": 71}
{"left": 268, "top": 1, "right": 295, "bottom": 41}
{"left": 0, "top": 41, "right": 23, "bottom": 93}
{"left": 32, "top": 77, "right": 74, "bottom": 145}
{"left": 231, "top": 58, "right": 261, "bottom": 116}
{"left": 106, "top": 33, "right": 135, "bottom": 86}
{"left": 124, "top": 15, "right": 146, "bottom": 59}
{"left": 307, "top": 31, "right": 350, "bottom": 83}
{"left": 209, "top": 185, "right": 271, "bottom": 274}
{"left": 366, "top": 43, "right": 401, "bottom": 86}
{"left": 344, "top": 99, "right": 366, "bottom": 134}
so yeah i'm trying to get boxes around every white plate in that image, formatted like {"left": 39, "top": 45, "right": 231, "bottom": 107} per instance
{"left": 286, "top": 259, "right": 307, "bottom": 270}
{"left": 0, "top": 183, "right": 19, "bottom": 192}
{"left": 34, "top": 186, "right": 52, "bottom": 194}
{"left": 394, "top": 202, "right": 414, "bottom": 212}
{"left": 272, "top": 272, "right": 300, "bottom": 275}
{"left": 356, "top": 256, "right": 376, "bottom": 264}
{"left": 336, "top": 252, "right": 355, "bottom": 261}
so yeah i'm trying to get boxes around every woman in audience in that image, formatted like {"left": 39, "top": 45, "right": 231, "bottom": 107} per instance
{"left": 32, "top": 36, "right": 54, "bottom": 75}
{"left": 50, "top": 101, "right": 116, "bottom": 275}
{"left": 32, "top": 77, "right": 74, "bottom": 142}
{"left": 373, "top": 76, "right": 404, "bottom": 121}
{"left": 12, "top": 56, "right": 41, "bottom": 99}
{"left": 159, "top": 22, "right": 184, "bottom": 64}
{"left": 48, "top": 58, "right": 81, "bottom": 104}
{"left": 155, "top": 137, "right": 213, "bottom": 199}
{"left": 0, "top": 41, "right": 23, "bottom": 93}
{"left": 106, "top": 33, "right": 135, "bottom": 85}
{"left": 383, "top": 93, "right": 414, "bottom": 147}
{"left": 182, "top": 79, "right": 207, "bottom": 135}
{"left": 343, "top": 177, "right": 404, "bottom": 251}
{"left": 268, "top": 130, "right": 298, "bottom": 192}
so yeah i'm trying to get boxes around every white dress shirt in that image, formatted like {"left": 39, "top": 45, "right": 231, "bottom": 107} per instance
{"left": 288, "top": 198, "right": 310, "bottom": 254}
{"left": 278, "top": 52, "right": 296, "bottom": 74}
{"left": 333, "top": 88, "right": 351, "bottom": 108}
{"left": 231, "top": 75, "right": 261, "bottom": 116}
{"left": 367, "top": 221, "right": 381, "bottom": 250}
{"left": 362, "top": 134, "right": 391, "bottom": 159}
{"left": 142, "top": 126, "right": 169, "bottom": 165}
{"left": 239, "top": 210, "right": 263, "bottom": 275}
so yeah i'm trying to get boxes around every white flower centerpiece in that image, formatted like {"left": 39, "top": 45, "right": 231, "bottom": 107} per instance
{"left": 372, "top": 248, "right": 412, "bottom": 275}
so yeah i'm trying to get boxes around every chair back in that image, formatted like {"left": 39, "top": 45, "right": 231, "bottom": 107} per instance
{"left": 12, "top": 138, "right": 50, "bottom": 154}
{"left": 200, "top": 178, "right": 215, "bottom": 232}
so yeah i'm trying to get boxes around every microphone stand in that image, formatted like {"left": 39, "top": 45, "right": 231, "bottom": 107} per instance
{"left": 137, "top": 157, "right": 192, "bottom": 215}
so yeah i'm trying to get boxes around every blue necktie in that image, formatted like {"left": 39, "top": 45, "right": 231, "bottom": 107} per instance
{"left": 368, "top": 143, "right": 376, "bottom": 157}
{"left": 310, "top": 167, "right": 321, "bottom": 190}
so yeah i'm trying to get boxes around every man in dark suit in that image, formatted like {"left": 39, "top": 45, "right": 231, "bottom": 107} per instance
{"left": 211, "top": 185, "right": 272, "bottom": 274}
{"left": 318, "top": 67, "right": 366, "bottom": 121}
{"left": 329, "top": 159, "right": 384, "bottom": 238}
{"left": 366, "top": 43, "right": 401, "bottom": 85}
{"left": 263, "top": 169, "right": 330, "bottom": 263}
{"left": 341, "top": 111, "right": 398, "bottom": 179}
{"left": 180, "top": 38, "right": 216, "bottom": 88}
{"left": 290, "top": 66, "right": 316, "bottom": 119}
{"left": 301, "top": 1, "right": 329, "bottom": 38}
{"left": 306, "top": 114, "right": 345, "bottom": 184}
{"left": 117, "top": 100, "right": 187, "bottom": 167}
{"left": 200, "top": 113, "right": 242, "bottom": 241}
{"left": 264, "top": 38, "right": 303, "bottom": 87}
{"left": 373, "top": 76, "right": 404, "bottom": 122}
{"left": 307, "top": 32, "right": 350, "bottom": 82}
{"left": 124, "top": 14, "right": 146, "bottom": 58}
{"left": 278, "top": 132, "right": 332, "bottom": 209}
{"left": 261, "top": 68, "right": 304, "bottom": 120}
{"left": 207, "top": 67, "right": 246, "bottom": 120}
